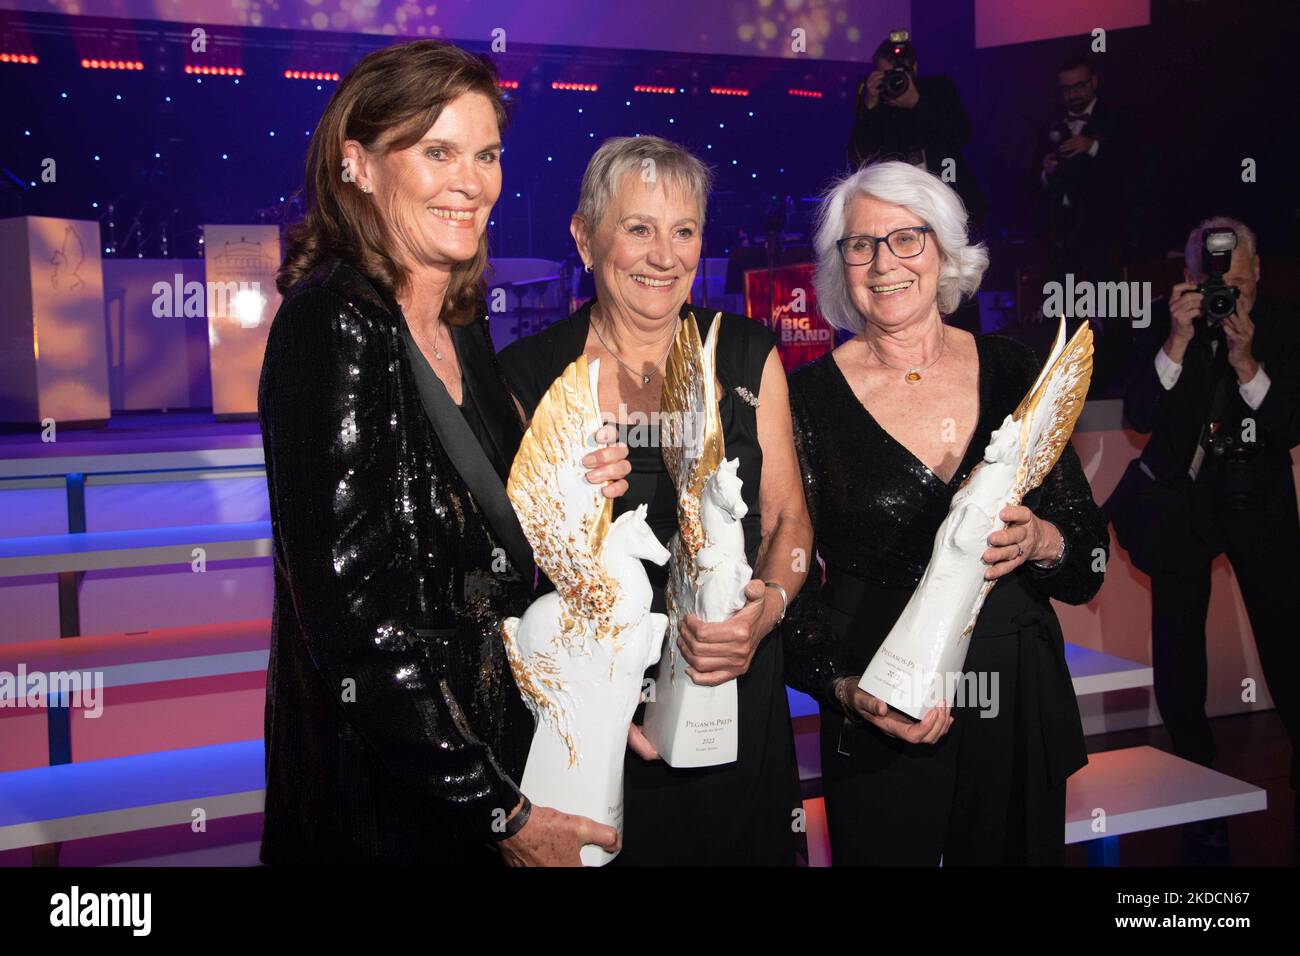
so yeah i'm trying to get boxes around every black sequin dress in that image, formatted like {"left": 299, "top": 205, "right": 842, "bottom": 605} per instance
{"left": 500, "top": 300, "right": 805, "bottom": 866}
{"left": 783, "top": 333, "right": 1107, "bottom": 865}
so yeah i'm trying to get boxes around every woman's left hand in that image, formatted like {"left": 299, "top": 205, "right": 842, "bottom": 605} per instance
{"left": 677, "top": 580, "right": 775, "bottom": 686}
{"left": 581, "top": 421, "right": 631, "bottom": 499}
{"left": 982, "top": 505, "right": 1062, "bottom": 580}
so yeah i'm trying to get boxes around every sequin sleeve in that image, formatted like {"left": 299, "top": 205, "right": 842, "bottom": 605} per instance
{"left": 1021, "top": 437, "right": 1109, "bottom": 604}
{"left": 259, "top": 288, "right": 522, "bottom": 842}
{"left": 1001, "top": 341, "right": 1109, "bottom": 605}
{"left": 780, "top": 373, "right": 868, "bottom": 707}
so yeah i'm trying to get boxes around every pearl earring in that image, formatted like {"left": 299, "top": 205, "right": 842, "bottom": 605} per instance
{"left": 360, "top": 184, "right": 371, "bottom": 194}
{"left": 584, "top": 263, "right": 592, "bottom": 273}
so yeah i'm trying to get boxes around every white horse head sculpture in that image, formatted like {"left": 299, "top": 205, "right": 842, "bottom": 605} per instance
{"left": 702, "top": 457, "right": 747, "bottom": 524}
{"left": 642, "top": 312, "right": 751, "bottom": 767}
{"left": 607, "top": 503, "right": 671, "bottom": 565}
{"left": 501, "top": 356, "right": 669, "bottom": 865}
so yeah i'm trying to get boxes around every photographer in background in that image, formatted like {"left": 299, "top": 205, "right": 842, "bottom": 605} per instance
{"left": 1107, "top": 217, "right": 1300, "bottom": 855}
{"left": 848, "top": 31, "right": 984, "bottom": 229}
{"left": 848, "top": 30, "right": 983, "bottom": 334}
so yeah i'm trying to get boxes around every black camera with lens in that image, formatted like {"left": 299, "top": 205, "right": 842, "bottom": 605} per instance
{"left": 879, "top": 30, "right": 916, "bottom": 102}
{"left": 1195, "top": 228, "right": 1241, "bottom": 325}
{"left": 1205, "top": 426, "right": 1260, "bottom": 511}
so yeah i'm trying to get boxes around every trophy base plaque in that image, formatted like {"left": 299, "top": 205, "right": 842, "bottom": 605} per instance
{"left": 642, "top": 669, "right": 738, "bottom": 768}
{"left": 858, "top": 630, "right": 969, "bottom": 722}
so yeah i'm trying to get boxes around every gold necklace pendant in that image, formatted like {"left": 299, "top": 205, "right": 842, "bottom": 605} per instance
{"left": 869, "top": 327, "right": 946, "bottom": 385}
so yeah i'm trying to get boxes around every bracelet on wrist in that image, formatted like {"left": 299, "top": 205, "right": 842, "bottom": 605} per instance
{"left": 833, "top": 676, "right": 856, "bottom": 719}
{"left": 497, "top": 795, "right": 532, "bottom": 840}
{"left": 1031, "top": 526, "right": 1067, "bottom": 569}
{"left": 764, "top": 580, "right": 788, "bottom": 623}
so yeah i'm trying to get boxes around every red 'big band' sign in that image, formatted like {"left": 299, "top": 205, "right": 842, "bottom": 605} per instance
{"left": 743, "top": 262, "right": 836, "bottom": 372}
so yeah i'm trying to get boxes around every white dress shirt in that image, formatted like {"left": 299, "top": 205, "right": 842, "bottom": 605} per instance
{"left": 1154, "top": 340, "right": 1271, "bottom": 409}
{"left": 1066, "top": 98, "right": 1102, "bottom": 158}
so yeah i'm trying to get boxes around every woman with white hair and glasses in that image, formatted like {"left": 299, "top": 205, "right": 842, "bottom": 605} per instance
{"left": 782, "top": 161, "right": 1107, "bottom": 865}
{"left": 500, "top": 136, "right": 811, "bottom": 865}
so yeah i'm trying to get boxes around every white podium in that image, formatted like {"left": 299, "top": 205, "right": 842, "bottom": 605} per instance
{"left": 203, "top": 225, "right": 282, "bottom": 417}
{"left": 0, "top": 216, "right": 110, "bottom": 426}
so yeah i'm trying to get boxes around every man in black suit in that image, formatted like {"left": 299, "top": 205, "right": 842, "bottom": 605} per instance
{"left": 1037, "top": 56, "right": 1160, "bottom": 396}
{"left": 1039, "top": 57, "right": 1128, "bottom": 268}
{"left": 847, "top": 35, "right": 985, "bottom": 228}
{"left": 1110, "top": 216, "right": 1300, "bottom": 847}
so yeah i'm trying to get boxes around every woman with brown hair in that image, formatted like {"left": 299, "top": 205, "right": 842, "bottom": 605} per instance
{"left": 258, "top": 39, "right": 629, "bottom": 866}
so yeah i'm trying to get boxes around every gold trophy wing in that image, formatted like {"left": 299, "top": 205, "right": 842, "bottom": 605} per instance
{"left": 660, "top": 311, "right": 725, "bottom": 564}
{"left": 1009, "top": 316, "right": 1095, "bottom": 500}
{"left": 506, "top": 355, "right": 621, "bottom": 647}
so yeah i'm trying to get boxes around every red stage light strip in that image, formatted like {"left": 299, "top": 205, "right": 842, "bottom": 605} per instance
{"left": 81, "top": 58, "right": 144, "bottom": 70}
{"left": 633, "top": 85, "right": 675, "bottom": 94}
{"left": 184, "top": 64, "right": 245, "bottom": 77}
{"left": 709, "top": 86, "right": 749, "bottom": 96}
{"left": 551, "top": 81, "right": 598, "bottom": 92}
{"left": 283, "top": 70, "right": 340, "bottom": 81}
{"left": 498, "top": 79, "right": 520, "bottom": 89}
{"left": 788, "top": 88, "right": 823, "bottom": 99}
{"left": 0, "top": 53, "right": 39, "bottom": 65}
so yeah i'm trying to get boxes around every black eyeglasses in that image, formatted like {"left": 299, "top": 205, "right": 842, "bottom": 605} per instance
{"left": 836, "top": 225, "right": 930, "bottom": 266}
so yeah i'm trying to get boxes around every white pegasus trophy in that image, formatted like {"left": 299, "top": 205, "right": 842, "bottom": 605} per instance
{"left": 642, "top": 312, "right": 750, "bottom": 767}
{"left": 501, "top": 355, "right": 669, "bottom": 866}
{"left": 858, "top": 317, "right": 1094, "bottom": 720}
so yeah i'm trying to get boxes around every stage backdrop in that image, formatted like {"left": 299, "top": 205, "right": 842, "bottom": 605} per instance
{"left": 104, "top": 258, "right": 211, "bottom": 412}
{"left": 0, "top": 0, "right": 908, "bottom": 60}
{"left": 974, "top": 0, "right": 1149, "bottom": 49}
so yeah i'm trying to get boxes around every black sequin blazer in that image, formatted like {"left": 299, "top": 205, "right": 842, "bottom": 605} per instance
{"left": 257, "top": 257, "right": 533, "bottom": 865}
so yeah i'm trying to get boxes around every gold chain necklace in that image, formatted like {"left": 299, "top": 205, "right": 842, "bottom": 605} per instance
{"left": 868, "top": 327, "right": 947, "bottom": 384}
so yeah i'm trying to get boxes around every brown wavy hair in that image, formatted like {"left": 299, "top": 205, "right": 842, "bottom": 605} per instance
{"left": 277, "top": 40, "right": 508, "bottom": 326}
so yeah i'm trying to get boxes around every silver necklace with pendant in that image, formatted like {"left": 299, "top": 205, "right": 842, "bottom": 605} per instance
{"left": 401, "top": 306, "right": 445, "bottom": 361}
{"left": 591, "top": 306, "right": 678, "bottom": 385}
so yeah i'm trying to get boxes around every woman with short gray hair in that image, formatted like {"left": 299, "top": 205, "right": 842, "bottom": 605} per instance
{"left": 782, "top": 161, "right": 1108, "bottom": 865}
{"left": 501, "top": 135, "right": 811, "bottom": 865}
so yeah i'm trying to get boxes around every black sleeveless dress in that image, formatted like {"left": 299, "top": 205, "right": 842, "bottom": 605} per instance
{"left": 499, "top": 299, "right": 804, "bottom": 866}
